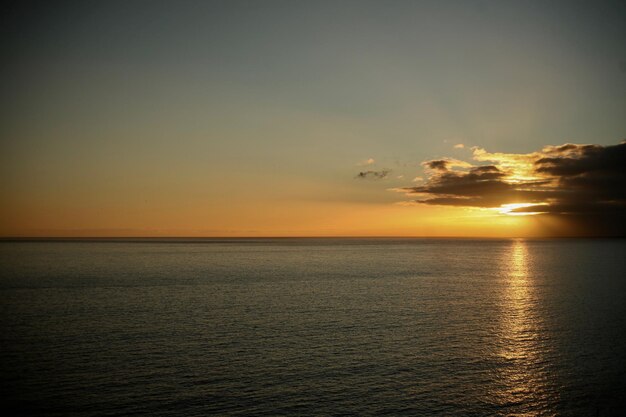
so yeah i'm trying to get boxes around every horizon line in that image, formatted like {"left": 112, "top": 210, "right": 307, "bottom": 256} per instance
{"left": 1, "top": 235, "right": 624, "bottom": 241}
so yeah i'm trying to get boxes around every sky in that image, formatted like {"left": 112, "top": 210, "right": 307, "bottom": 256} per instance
{"left": 1, "top": 0, "right": 625, "bottom": 237}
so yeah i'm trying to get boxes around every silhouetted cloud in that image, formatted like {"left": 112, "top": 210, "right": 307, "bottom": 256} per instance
{"left": 424, "top": 160, "right": 449, "bottom": 171}
{"left": 423, "top": 158, "right": 472, "bottom": 171}
{"left": 396, "top": 141, "right": 626, "bottom": 236}
{"left": 356, "top": 169, "right": 391, "bottom": 179}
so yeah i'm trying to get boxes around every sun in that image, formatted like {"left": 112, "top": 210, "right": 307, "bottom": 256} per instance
{"left": 497, "top": 203, "right": 548, "bottom": 216}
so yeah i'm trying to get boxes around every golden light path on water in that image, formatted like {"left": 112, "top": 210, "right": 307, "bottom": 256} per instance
{"left": 491, "top": 239, "right": 554, "bottom": 416}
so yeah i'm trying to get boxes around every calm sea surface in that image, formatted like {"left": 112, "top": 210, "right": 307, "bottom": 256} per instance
{"left": 1, "top": 238, "right": 625, "bottom": 416}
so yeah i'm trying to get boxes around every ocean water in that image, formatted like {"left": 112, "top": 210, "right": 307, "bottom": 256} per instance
{"left": 1, "top": 238, "right": 625, "bottom": 416}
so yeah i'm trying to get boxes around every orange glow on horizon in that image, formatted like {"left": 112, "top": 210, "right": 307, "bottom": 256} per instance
{"left": 1, "top": 197, "right": 550, "bottom": 238}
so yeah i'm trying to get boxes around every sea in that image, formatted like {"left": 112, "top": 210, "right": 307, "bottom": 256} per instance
{"left": 1, "top": 238, "right": 625, "bottom": 416}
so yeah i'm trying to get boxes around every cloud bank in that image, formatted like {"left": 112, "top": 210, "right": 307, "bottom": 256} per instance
{"left": 397, "top": 141, "right": 626, "bottom": 236}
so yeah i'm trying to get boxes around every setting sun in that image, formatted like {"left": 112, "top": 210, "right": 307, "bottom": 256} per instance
{"left": 497, "top": 203, "right": 548, "bottom": 216}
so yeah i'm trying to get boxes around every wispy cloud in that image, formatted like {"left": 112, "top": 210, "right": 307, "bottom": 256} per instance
{"left": 357, "top": 158, "right": 375, "bottom": 166}
{"left": 356, "top": 169, "right": 391, "bottom": 180}
{"left": 453, "top": 143, "right": 465, "bottom": 149}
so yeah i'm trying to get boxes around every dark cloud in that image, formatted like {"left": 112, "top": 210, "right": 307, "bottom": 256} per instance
{"left": 535, "top": 143, "right": 625, "bottom": 176}
{"left": 530, "top": 142, "right": 626, "bottom": 213}
{"left": 407, "top": 179, "right": 557, "bottom": 208}
{"left": 402, "top": 165, "right": 552, "bottom": 207}
{"left": 468, "top": 165, "right": 506, "bottom": 179}
{"left": 356, "top": 169, "right": 391, "bottom": 180}
{"left": 424, "top": 160, "right": 449, "bottom": 171}
{"left": 397, "top": 141, "right": 626, "bottom": 236}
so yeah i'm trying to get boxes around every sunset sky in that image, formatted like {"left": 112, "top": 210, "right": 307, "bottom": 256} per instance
{"left": 2, "top": 0, "right": 625, "bottom": 237}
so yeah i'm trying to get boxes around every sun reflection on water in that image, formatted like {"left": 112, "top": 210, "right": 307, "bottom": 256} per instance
{"left": 491, "top": 239, "right": 553, "bottom": 416}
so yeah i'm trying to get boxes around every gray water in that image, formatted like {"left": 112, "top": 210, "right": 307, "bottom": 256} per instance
{"left": 1, "top": 238, "right": 625, "bottom": 416}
